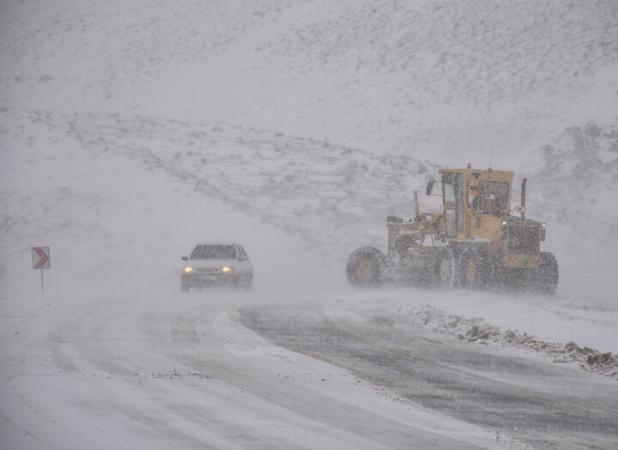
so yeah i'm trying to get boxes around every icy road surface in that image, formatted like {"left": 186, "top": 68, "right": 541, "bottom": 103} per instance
{"left": 2, "top": 290, "right": 617, "bottom": 450}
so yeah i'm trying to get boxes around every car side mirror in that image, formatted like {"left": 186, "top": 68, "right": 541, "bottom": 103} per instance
{"left": 426, "top": 181, "right": 434, "bottom": 196}
{"left": 181, "top": 256, "right": 188, "bottom": 261}
{"left": 238, "top": 255, "right": 248, "bottom": 261}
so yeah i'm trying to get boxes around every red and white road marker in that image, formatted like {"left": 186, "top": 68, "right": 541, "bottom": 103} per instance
{"left": 32, "top": 246, "right": 50, "bottom": 293}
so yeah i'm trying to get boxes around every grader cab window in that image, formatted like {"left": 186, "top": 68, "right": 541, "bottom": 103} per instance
{"left": 471, "top": 181, "right": 509, "bottom": 215}
{"left": 442, "top": 172, "right": 464, "bottom": 237}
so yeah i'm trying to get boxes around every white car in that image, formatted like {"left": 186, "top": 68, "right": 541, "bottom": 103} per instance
{"left": 180, "top": 244, "right": 253, "bottom": 291}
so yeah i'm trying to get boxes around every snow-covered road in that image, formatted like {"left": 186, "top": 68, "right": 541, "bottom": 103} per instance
{"left": 2, "top": 288, "right": 617, "bottom": 449}
{"left": 0, "top": 291, "right": 497, "bottom": 449}
{"left": 243, "top": 298, "right": 618, "bottom": 448}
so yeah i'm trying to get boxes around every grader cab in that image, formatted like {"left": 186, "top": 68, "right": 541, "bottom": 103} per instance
{"left": 346, "top": 167, "right": 559, "bottom": 293}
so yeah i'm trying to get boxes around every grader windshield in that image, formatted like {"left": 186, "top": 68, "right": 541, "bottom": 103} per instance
{"left": 473, "top": 181, "right": 510, "bottom": 215}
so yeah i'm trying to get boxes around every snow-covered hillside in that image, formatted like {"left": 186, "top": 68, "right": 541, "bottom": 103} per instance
{"left": 1, "top": 0, "right": 617, "bottom": 166}
{"left": 532, "top": 119, "right": 618, "bottom": 242}
{"left": 3, "top": 107, "right": 616, "bottom": 303}
{"left": 0, "top": 107, "right": 347, "bottom": 297}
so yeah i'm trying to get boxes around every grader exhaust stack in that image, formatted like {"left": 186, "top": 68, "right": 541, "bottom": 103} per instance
{"left": 414, "top": 191, "right": 421, "bottom": 221}
{"left": 521, "top": 178, "right": 527, "bottom": 219}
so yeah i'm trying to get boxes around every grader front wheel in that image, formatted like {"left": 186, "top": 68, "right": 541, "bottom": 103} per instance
{"left": 346, "top": 247, "right": 385, "bottom": 287}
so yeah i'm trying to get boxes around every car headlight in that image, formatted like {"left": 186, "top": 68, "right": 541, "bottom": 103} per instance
{"left": 183, "top": 266, "right": 193, "bottom": 273}
{"left": 221, "top": 266, "right": 233, "bottom": 273}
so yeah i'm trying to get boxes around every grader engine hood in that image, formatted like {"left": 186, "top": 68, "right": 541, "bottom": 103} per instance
{"left": 502, "top": 216, "right": 545, "bottom": 256}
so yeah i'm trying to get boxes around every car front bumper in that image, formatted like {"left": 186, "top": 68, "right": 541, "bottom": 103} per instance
{"left": 181, "top": 272, "right": 239, "bottom": 288}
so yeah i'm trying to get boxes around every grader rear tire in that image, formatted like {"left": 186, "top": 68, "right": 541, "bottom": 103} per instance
{"left": 458, "top": 249, "right": 488, "bottom": 290}
{"left": 530, "top": 252, "right": 559, "bottom": 294}
{"left": 435, "top": 248, "right": 456, "bottom": 288}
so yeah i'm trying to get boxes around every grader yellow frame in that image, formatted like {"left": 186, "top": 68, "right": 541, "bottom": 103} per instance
{"left": 347, "top": 166, "right": 558, "bottom": 293}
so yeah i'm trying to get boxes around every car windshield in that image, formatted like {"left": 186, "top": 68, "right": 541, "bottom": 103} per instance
{"left": 190, "top": 245, "right": 236, "bottom": 260}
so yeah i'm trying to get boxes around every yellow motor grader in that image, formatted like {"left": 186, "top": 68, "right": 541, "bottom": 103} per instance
{"left": 346, "top": 166, "right": 559, "bottom": 294}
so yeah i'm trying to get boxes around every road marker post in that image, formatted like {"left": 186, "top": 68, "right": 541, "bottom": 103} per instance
{"left": 32, "top": 247, "right": 50, "bottom": 294}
